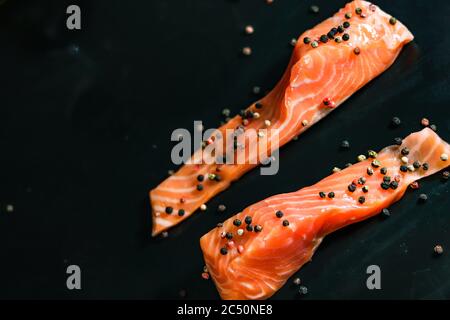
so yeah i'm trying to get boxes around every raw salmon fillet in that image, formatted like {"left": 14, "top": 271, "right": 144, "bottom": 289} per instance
{"left": 150, "top": 1, "right": 414, "bottom": 236}
{"left": 200, "top": 128, "right": 450, "bottom": 299}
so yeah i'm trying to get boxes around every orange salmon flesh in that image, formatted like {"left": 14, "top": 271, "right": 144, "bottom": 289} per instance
{"left": 150, "top": 0, "right": 414, "bottom": 236}
{"left": 200, "top": 128, "right": 450, "bottom": 299}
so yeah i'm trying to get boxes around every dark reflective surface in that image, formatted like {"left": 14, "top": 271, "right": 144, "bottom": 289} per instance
{"left": 0, "top": 0, "right": 449, "bottom": 299}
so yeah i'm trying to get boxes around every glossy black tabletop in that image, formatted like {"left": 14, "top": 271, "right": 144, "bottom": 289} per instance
{"left": 0, "top": 0, "right": 449, "bottom": 299}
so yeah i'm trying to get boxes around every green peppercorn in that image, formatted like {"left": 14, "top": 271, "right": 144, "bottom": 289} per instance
{"left": 345, "top": 12, "right": 352, "bottom": 19}
{"left": 355, "top": 7, "right": 362, "bottom": 15}
{"left": 371, "top": 160, "right": 381, "bottom": 168}
{"left": 368, "top": 150, "right": 378, "bottom": 158}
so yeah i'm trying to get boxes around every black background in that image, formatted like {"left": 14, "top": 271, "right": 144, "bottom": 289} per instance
{"left": 0, "top": 0, "right": 449, "bottom": 300}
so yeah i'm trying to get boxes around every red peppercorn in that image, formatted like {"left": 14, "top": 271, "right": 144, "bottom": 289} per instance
{"left": 421, "top": 118, "right": 430, "bottom": 127}
{"left": 409, "top": 181, "right": 420, "bottom": 189}
{"left": 201, "top": 272, "right": 210, "bottom": 280}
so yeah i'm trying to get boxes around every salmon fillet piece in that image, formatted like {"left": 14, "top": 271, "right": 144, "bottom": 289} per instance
{"left": 200, "top": 128, "right": 450, "bottom": 299}
{"left": 150, "top": 1, "right": 414, "bottom": 236}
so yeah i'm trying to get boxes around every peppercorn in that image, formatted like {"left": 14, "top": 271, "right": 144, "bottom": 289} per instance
{"left": 337, "top": 25, "right": 345, "bottom": 33}
{"left": 303, "top": 37, "right": 311, "bottom": 44}
{"left": 246, "top": 225, "right": 253, "bottom": 232}
{"left": 381, "top": 208, "right": 390, "bottom": 218}
{"left": 401, "top": 147, "right": 409, "bottom": 156}
{"left": 358, "top": 155, "right": 367, "bottom": 162}
{"left": 367, "top": 167, "right": 374, "bottom": 175}
{"left": 371, "top": 160, "right": 381, "bottom": 168}
{"left": 343, "top": 21, "right": 350, "bottom": 28}
{"left": 310, "top": 5, "right": 319, "bottom": 13}
{"left": 391, "top": 117, "right": 401, "bottom": 127}
{"left": 220, "top": 247, "right": 228, "bottom": 255}
{"left": 327, "top": 31, "right": 335, "bottom": 39}
{"left": 311, "top": 41, "right": 319, "bottom": 48}
{"left": 400, "top": 165, "right": 408, "bottom": 172}
{"left": 165, "top": 207, "right": 173, "bottom": 214}
{"left": 358, "top": 196, "right": 365, "bottom": 204}
{"left": 380, "top": 167, "right": 387, "bottom": 175}
{"left": 390, "top": 181, "right": 398, "bottom": 189}
{"left": 282, "top": 220, "right": 290, "bottom": 227}
{"left": 358, "top": 177, "right": 366, "bottom": 185}
{"left": 355, "top": 7, "right": 362, "bottom": 15}
{"left": 441, "top": 153, "right": 449, "bottom": 161}
{"left": 276, "top": 210, "right": 284, "bottom": 218}
{"left": 197, "top": 175, "right": 204, "bottom": 182}
{"left": 348, "top": 183, "right": 356, "bottom": 192}
{"left": 342, "top": 33, "right": 350, "bottom": 41}
{"left": 409, "top": 181, "right": 419, "bottom": 189}
{"left": 430, "top": 124, "right": 437, "bottom": 131}
{"left": 320, "top": 35, "right": 328, "bottom": 43}
{"left": 255, "top": 102, "right": 263, "bottom": 109}
{"left": 319, "top": 191, "right": 326, "bottom": 198}
{"left": 389, "top": 17, "right": 397, "bottom": 25}
{"left": 254, "top": 225, "right": 263, "bottom": 232}
{"left": 335, "top": 37, "right": 342, "bottom": 43}
{"left": 226, "top": 232, "right": 233, "bottom": 240}
{"left": 345, "top": 12, "right": 352, "bottom": 19}
{"left": 328, "top": 192, "right": 335, "bottom": 198}
{"left": 394, "top": 137, "right": 403, "bottom": 145}
{"left": 418, "top": 193, "right": 428, "bottom": 203}
{"left": 233, "top": 219, "right": 242, "bottom": 227}
{"left": 368, "top": 150, "right": 378, "bottom": 158}
{"left": 383, "top": 176, "right": 391, "bottom": 183}
{"left": 434, "top": 245, "right": 444, "bottom": 255}
{"left": 443, "top": 171, "right": 450, "bottom": 181}
{"left": 381, "top": 182, "right": 390, "bottom": 190}
{"left": 299, "top": 286, "right": 308, "bottom": 295}
{"left": 244, "top": 216, "right": 252, "bottom": 224}
{"left": 197, "top": 184, "right": 204, "bottom": 191}
{"left": 422, "top": 163, "right": 429, "bottom": 170}
{"left": 178, "top": 209, "right": 185, "bottom": 216}
{"left": 362, "top": 186, "right": 369, "bottom": 193}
